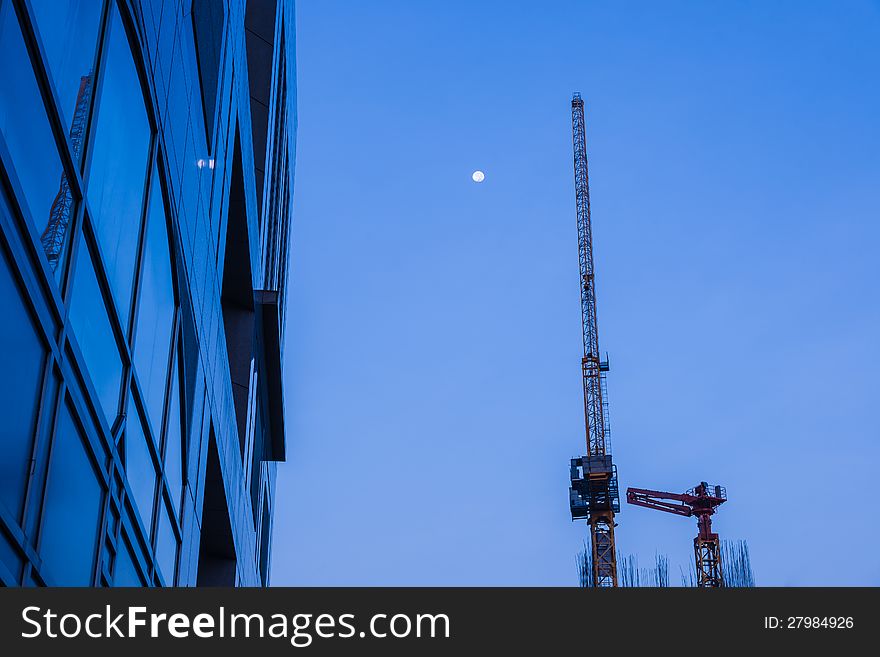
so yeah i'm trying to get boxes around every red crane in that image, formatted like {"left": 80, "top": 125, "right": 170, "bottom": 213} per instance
{"left": 626, "top": 483, "right": 727, "bottom": 587}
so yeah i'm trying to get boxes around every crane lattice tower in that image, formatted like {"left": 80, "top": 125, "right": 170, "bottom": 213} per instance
{"left": 567, "top": 93, "right": 620, "bottom": 587}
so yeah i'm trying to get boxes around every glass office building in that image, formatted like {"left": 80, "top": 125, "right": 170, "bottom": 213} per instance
{"left": 0, "top": 0, "right": 295, "bottom": 586}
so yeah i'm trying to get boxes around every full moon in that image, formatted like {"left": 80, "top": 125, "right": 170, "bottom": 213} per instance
{"left": 472, "top": 170, "right": 485, "bottom": 183}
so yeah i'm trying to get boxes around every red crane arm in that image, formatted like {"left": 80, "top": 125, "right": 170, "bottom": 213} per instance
{"left": 626, "top": 488, "right": 694, "bottom": 517}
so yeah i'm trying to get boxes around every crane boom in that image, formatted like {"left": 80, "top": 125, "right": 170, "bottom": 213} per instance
{"left": 571, "top": 93, "right": 607, "bottom": 458}
{"left": 568, "top": 93, "right": 619, "bottom": 587}
{"left": 626, "top": 488, "right": 694, "bottom": 517}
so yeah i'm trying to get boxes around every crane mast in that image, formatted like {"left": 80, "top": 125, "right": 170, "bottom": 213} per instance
{"left": 568, "top": 93, "right": 620, "bottom": 587}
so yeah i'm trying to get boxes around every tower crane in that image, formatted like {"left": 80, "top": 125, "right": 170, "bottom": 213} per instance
{"left": 42, "top": 74, "right": 92, "bottom": 269}
{"left": 626, "top": 482, "right": 728, "bottom": 587}
{"left": 567, "top": 93, "right": 620, "bottom": 587}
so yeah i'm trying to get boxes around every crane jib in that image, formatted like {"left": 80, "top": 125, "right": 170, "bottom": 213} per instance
{"left": 571, "top": 94, "right": 607, "bottom": 458}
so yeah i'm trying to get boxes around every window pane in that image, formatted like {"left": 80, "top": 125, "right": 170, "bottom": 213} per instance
{"left": 0, "top": 4, "right": 71, "bottom": 272}
{"left": 29, "top": 0, "right": 103, "bottom": 141}
{"left": 259, "top": 498, "right": 271, "bottom": 585}
{"left": 0, "top": 226, "right": 45, "bottom": 522}
{"left": 155, "top": 501, "right": 178, "bottom": 585}
{"left": 0, "top": 530, "right": 23, "bottom": 584}
{"left": 124, "top": 394, "right": 157, "bottom": 532}
{"left": 249, "top": 400, "right": 265, "bottom": 526}
{"left": 113, "top": 533, "right": 144, "bottom": 586}
{"left": 192, "top": 0, "right": 226, "bottom": 149}
{"left": 133, "top": 166, "right": 175, "bottom": 433}
{"left": 164, "top": 353, "right": 183, "bottom": 516}
{"left": 39, "top": 400, "right": 103, "bottom": 586}
{"left": 68, "top": 240, "right": 123, "bottom": 423}
{"left": 86, "top": 5, "right": 151, "bottom": 326}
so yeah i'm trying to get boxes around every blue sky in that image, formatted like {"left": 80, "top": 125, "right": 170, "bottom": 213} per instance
{"left": 273, "top": 0, "right": 880, "bottom": 585}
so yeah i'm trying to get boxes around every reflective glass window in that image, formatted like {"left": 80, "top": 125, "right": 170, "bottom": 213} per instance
{"left": 0, "top": 229, "right": 45, "bottom": 522}
{"left": 249, "top": 401, "right": 264, "bottom": 526}
{"left": 155, "top": 500, "right": 178, "bottom": 585}
{"left": 113, "top": 533, "right": 144, "bottom": 585}
{"left": 0, "top": 4, "right": 70, "bottom": 272}
{"left": 259, "top": 498, "right": 271, "bottom": 585}
{"left": 40, "top": 400, "right": 103, "bottom": 586}
{"left": 0, "top": 529, "right": 23, "bottom": 584}
{"left": 68, "top": 240, "right": 123, "bottom": 423}
{"left": 192, "top": 0, "right": 226, "bottom": 150}
{"left": 164, "top": 353, "right": 183, "bottom": 515}
{"left": 124, "top": 394, "right": 157, "bottom": 531}
{"left": 29, "top": 1, "right": 103, "bottom": 144}
{"left": 101, "top": 535, "right": 115, "bottom": 573}
{"left": 86, "top": 5, "right": 151, "bottom": 325}
{"left": 133, "top": 166, "right": 175, "bottom": 433}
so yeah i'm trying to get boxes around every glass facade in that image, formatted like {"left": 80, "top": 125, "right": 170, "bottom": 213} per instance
{"left": 38, "top": 400, "right": 104, "bottom": 586}
{"left": 124, "top": 392, "right": 157, "bottom": 531}
{"left": 86, "top": 4, "right": 151, "bottom": 327}
{"left": 0, "top": 2, "right": 67, "bottom": 265}
{"left": 132, "top": 162, "right": 176, "bottom": 434}
{"left": 0, "top": 0, "right": 295, "bottom": 587}
{"left": 0, "top": 230, "right": 45, "bottom": 525}
{"left": 68, "top": 238, "right": 124, "bottom": 423}
{"left": 28, "top": 1, "right": 103, "bottom": 136}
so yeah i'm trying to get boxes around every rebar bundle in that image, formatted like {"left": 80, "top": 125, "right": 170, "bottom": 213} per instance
{"left": 680, "top": 540, "right": 755, "bottom": 587}
{"left": 578, "top": 548, "right": 670, "bottom": 588}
